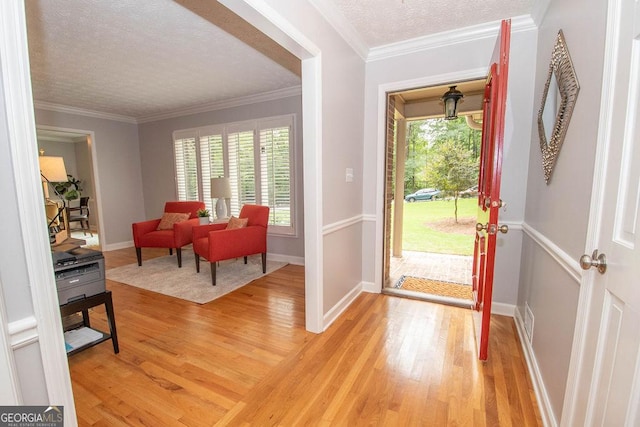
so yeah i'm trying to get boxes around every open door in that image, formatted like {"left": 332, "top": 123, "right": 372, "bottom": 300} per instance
{"left": 472, "top": 19, "right": 511, "bottom": 361}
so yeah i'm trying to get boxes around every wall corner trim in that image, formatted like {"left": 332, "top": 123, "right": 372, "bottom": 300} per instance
{"left": 308, "top": 0, "right": 369, "bottom": 60}
{"left": 361, "top": 281, "right": 379, "bottom": 293}
{"left": 7, "top": 317, "right": 38, "bottom": 350}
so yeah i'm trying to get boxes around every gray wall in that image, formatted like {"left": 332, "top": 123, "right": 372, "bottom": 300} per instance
{"left": 136, "top": 95, "right": 305, "bottom": 259}
{"left": 518, "top": 0, "right": 608, "bottom": 421}
{"left": 35, "top": 109, "right": 145, "bottom": 247}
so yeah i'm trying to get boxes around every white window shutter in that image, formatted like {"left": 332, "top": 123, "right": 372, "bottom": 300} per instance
{"left": 173, "top": 137, "right": 199, "bottom": 201}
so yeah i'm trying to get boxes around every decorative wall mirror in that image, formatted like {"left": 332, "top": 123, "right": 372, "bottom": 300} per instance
{"left": 537, "top": 30, "right": 580, "bottom": 183}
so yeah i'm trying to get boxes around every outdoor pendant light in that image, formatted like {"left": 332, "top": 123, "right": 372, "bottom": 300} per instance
{"left": 441, "top": 85, "right": 464, "bottom": 120}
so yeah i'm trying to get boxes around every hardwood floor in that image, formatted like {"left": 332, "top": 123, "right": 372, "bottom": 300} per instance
{"left": 69, "top": 247, "right": 542, "bottom": 426}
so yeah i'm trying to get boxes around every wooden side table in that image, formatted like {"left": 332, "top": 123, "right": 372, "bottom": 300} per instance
{"left": 59, "top": 291, "right": 119, "bottom": 355}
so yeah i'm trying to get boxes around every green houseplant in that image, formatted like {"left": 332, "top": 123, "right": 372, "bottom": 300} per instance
{"left": 197, "top": 208, "right": 210, "bottom": 225}
{"left": 54, "top": 174, "right": 82, "bottom": 201}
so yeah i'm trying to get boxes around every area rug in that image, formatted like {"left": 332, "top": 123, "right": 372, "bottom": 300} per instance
{"left": 106, "top": 252, "right": 287, "bottom": 304}
{"left": 395, "top": 275, "right": 473, "bottom": 300}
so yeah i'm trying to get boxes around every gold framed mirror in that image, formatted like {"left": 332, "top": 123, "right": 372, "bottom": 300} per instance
{"left": 537, "top": 30, "right": 580, "bottom": 184}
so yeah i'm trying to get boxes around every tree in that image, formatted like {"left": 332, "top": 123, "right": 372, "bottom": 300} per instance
{"left": 403, "top": 121, "right": 430, "bottom": 193}
{"left": 426, "top": 139, "right": 477, "bottom": 223}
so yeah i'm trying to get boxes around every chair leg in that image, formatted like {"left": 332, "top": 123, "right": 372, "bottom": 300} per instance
{"left": 136, "top": 247, "right": 142, "bottom": 266}
{"left": 244, "top": 256, "right": 248, "bottom": 264}
{"left": 195, "top": 254, "right": 200, "bottom": 273}
{"left": 169, "top": 248, "right": 173, "bottom": 255}
{"left": 210, "top": 262, "right": 216, "bottom": 286}
{"left": 261, "top": 252, "right": 267, "bottom": 273}
{"left": 176, "top": 248, "right": 182, "bottom": 268}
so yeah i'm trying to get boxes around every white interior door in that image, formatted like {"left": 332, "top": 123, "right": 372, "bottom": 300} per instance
{"left": 566, "top": 0, "right": 640, "bottom": 424}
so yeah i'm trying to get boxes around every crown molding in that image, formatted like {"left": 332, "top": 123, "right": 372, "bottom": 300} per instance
{"left": 367, "top": 15, "right": 537, "bottom": 62}
{"left": 33, "top": 100, "right": 138, "bottom": 124}
{"left": 34, "top": 86, "right": 302, "bottom": 125}
{"left": 136, "top": 86, "right": 303, "bottom": 123}
{"left": 309, "top": 0, "right": 369, "bottom": 61}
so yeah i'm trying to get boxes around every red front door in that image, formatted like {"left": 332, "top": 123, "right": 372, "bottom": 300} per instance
{"left": 472, "top": 19, "right": 511, "bottom": 361}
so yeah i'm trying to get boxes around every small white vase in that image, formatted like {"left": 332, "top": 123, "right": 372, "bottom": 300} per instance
{"left": 198, "top": 217, "right": 210, "bottom": 225}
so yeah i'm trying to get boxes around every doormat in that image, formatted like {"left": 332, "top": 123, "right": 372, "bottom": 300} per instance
{"left": 395, "top": 275, "right": 473, "bottom": 300}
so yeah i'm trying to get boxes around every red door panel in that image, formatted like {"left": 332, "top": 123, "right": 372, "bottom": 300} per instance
{"left": 472, "top": 20, "right": 511, "bottom": 361}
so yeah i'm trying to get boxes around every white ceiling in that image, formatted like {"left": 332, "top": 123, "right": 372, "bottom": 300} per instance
{"left": 25, "top": 0, "right": 534, "bottom": 122}
{"left": 328, "top": 0, "right": 533, "bottom": 47}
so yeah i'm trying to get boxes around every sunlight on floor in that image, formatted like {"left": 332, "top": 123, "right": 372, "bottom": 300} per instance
{"left": 70, "top": 230, "right": 100, "bottom": 248}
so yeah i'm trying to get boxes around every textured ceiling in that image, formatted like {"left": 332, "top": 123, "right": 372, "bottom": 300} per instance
{"left": 26, "top": 0, "right": 301, "bottom": 120}
{"left": 330, "top": 0, "right": 533, "bottom": 47}
{"left": 26, "top": 0, "right": 533, "bottom": 122}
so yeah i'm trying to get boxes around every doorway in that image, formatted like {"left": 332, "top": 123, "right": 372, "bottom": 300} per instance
{"left": 382, "top": 79, "right": 485, "bottom": 307}
{"left": 37, "top": 127, "right": 102, "bottom": 250}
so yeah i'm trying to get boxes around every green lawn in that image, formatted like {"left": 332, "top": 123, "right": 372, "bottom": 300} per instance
{"left": 393, "top": 198, "right": 477, "bottom": 256}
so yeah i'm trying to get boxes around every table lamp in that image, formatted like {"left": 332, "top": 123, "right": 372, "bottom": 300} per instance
{"left": 210, "top": 177, "right": 231, "bottom": 220}
{"left": 39, "top": 156, "right": 68, "bottom": 199}
{"left": 39, "top": 155, "right": 69, "bottom": 243}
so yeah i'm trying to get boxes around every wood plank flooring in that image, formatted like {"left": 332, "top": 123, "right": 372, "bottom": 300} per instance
{"left": 69, "top": 247, "right": 542, "bottom": 426}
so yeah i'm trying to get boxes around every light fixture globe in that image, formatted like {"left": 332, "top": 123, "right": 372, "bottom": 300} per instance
{"left": 442, "top": 85, "right": 464, "bottom": 120}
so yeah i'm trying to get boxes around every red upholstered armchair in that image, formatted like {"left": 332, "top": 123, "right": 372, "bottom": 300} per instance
{"left": 132, "top": 201, "right": 205, "bottom": 268}
{"left": 192, "top": 204, "right": 269, "bottom": 285}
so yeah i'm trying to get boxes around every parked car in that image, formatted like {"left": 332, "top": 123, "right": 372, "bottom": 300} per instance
{"left": 404, "top": 188, "right": 441, "bottom": 202}
{"left": 460, "top": 185, "right": 478, "bottom": 198}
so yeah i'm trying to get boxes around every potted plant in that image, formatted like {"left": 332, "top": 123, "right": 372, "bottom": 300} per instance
{"left": 54, "top": 174, "right": 82, "bottom": 202}
{"left": 196, "top": 208, "right": 210, "bottom": 225}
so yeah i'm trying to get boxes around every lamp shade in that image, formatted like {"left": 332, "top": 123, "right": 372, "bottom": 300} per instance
{"left": 210, "top": 177, "right": 231, "bottom": 198}
{"left": 210, "top": 177, "right": 231, "bottom": 220}
{"left": 39, "top": 156, "right": 68, "bottom": 182}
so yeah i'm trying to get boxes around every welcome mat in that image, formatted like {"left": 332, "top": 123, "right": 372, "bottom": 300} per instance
{"left": 106, "top": 252, "right": 287, "bottom": 304}
{"left": 395, "top": 275, "right": 473, "bottom": 300}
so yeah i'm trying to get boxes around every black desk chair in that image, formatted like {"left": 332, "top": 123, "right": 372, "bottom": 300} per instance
{"left": 68, "top": 197, "right": 92, "bottom": 237}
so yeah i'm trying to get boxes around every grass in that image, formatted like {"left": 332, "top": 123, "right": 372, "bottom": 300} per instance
{"left": 393, "top": 198, "right": 477, "bottom": 256}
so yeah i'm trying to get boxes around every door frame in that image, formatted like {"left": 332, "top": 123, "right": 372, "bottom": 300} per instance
{"left": 561, "top": 0, "right": 637, "bottom": 422}
{"left": 374, "top": 69, "right": 487, "bottom": 290}
{"left": 36, "top": 125, "right": 104, "bottom": 249}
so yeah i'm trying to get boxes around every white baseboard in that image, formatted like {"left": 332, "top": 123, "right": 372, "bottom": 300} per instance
{"left": 268, "top": 253, "right": 305, "bottom": 266}
{"left": 491, "top": 302, "right": 516, "bottom": 317}
{"left": 323, "top": 282, "right": 363, "bottom": 331}
{"left": 103, "top": 240, "right": 134, "bottom": 251}
{"left": 361, "top": 281, "right": 379, "bottom": 293}
{"left": 514, "top": 308, "right": 558, "bottom": 427}
{"left": 101, "top": 241, "right": 305, "bottom": 267}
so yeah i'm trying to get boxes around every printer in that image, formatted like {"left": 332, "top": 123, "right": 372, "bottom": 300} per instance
{"left": 52, "top": 247, "right": 105, "bottom": 305}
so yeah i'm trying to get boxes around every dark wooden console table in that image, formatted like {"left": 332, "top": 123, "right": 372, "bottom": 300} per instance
{"left": 59, "top": 291, "right": 119, "bottom": 356}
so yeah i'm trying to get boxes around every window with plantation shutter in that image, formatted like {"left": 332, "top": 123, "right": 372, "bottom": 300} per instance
{"left": 259, "top": 125, "right": 291, "bottom": 229}
{"left": 228, "top": 129, "right": 256, "bottom": 216}
{"left": 172, "top": 114, "right": 295, "bottom": 235}
{"left": 199, "top": 131, "right": 224, "bottom": 214}
{"left": 173, "top": 136, "right": 199, "bottom": 201}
